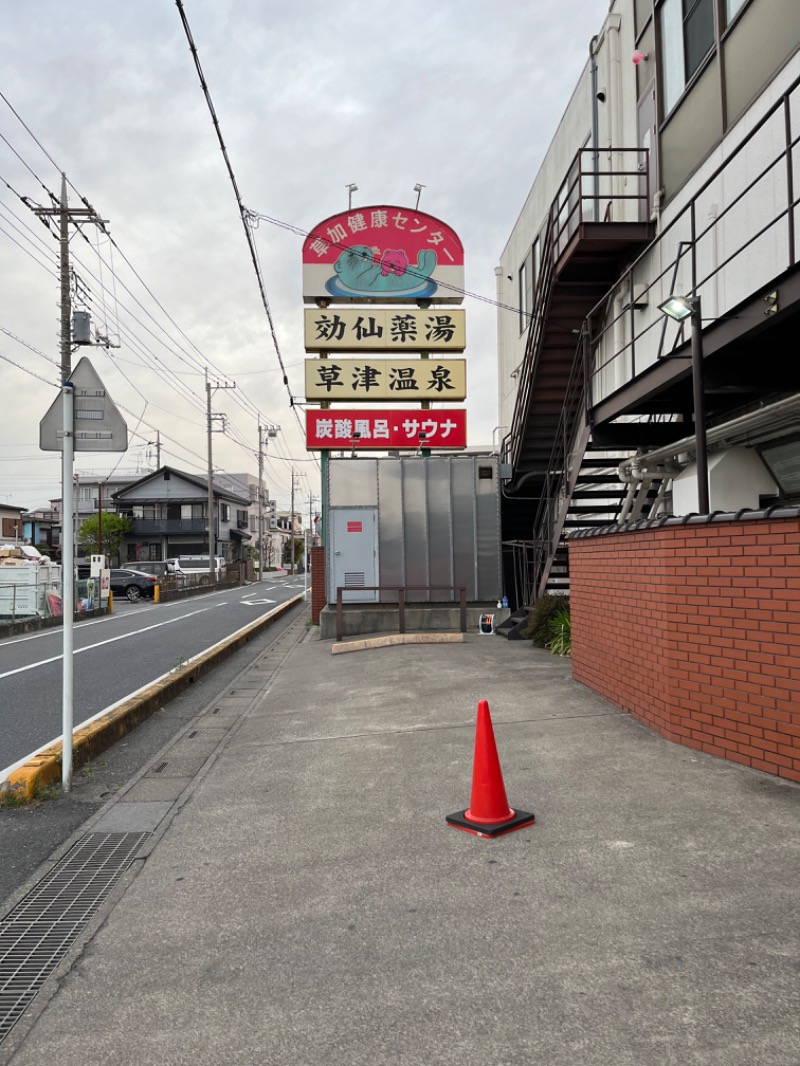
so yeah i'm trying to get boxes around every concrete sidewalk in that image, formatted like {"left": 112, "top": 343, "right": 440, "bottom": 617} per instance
{"left": 4, "top": 626, "right": 800, "bottom": 1065}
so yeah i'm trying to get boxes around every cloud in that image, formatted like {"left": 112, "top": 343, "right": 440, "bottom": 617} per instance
{"left": 0, "top": 0, "right": 608, "bottom": 509}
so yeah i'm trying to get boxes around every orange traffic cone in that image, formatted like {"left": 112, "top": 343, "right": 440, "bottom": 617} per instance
{"left": 446, "top": 700, "right": 535, "bottom": 838}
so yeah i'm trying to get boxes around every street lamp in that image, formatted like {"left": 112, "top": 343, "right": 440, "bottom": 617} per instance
{"left": 657, "top": 293, "right": 709, "bottom": 514}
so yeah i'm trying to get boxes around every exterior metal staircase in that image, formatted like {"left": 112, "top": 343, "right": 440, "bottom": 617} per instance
{"left": 501, "top": 147, "right": 655, "bottom": 611}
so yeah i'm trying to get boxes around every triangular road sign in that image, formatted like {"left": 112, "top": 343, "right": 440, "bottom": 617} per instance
{"left": 39, "top": 357, "right": 128, "bottom": 452}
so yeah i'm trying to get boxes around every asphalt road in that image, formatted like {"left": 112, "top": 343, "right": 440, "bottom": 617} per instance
{"left": 0, "top": 576, "right": 308, "bottom": 777}
{"left": 0, "top": 591, "right": 311, "bottom": 914}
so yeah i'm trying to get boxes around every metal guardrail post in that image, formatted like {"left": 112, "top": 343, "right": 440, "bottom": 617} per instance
{"left": 336, "top": 587, "right": 343, "bottom": 642}
{"left": 459, "top": 587, "right": 466, "bottom": 632}
{"left": 398, "top": 589, "right": 405, "bottom": 634}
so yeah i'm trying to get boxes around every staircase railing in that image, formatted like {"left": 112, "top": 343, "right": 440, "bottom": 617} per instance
{"left": 503, "top": 211, "right": 557, "bottom": 473}
{"left": 530, "top": 336, "right": 590, "bottom": 596}
{"left": 503, "top": 145, "right": 650, "bottom": 479}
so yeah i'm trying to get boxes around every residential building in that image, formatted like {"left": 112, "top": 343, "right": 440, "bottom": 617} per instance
{"left": 22, "top": 508, "right": 57, "bottom": 553}
{"left": 498, "top": 0, "right": 800, "bottom": 605}
{"left": 215, "top": 471, "right": 269, "bottom": 562}
{"left": 275, "top": 510, "right": 303, "bottom": 569}
{"left": 112, "top": 466, "right": 252, "bottom": 565}
{"left": 50, "top": 473, "right": 139, "bottom": 562}
{"left": 0, "top": 505, "right": 25, "bottom": 543}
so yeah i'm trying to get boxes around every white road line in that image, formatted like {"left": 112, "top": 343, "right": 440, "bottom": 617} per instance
{"left": 0, "top": 592, "right": 304, "bottom": 784}
{"left": 0, "top": 610, "right": 129, "bottom": 647}
{"left": 0, "top": 603, "right": 224, "bottom": 681}
{"left": 0, "top": 585, "right": 258, "bottom": 649}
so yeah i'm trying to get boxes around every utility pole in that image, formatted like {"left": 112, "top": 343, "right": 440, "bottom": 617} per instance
{"left": 305, "top": 490, "right": 319, "bottom": 602}
{"left": 205, "top": 369, "right": 236, "bottom": 581}
{"left": 290, "top": 468, "right": 296, "bottom": 576}
{"left": 257, "top": 421, "right": 278, "bottom": 582}
{"left": 147, "top": 430, "right": 161, "bottom": 468}
{"left": 97, "top": 480, "right": 103, "bottom": 556}
{"left": 33, "top": 174, "right": 102, "bottom": 794}
{"left": 257, "top": 419, "right": 263, "bottom": 582}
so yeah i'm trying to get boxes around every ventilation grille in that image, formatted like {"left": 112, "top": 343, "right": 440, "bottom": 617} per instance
{"left": 0, "top": 832, "right": 149, "bottom": 1044}
{"left": 344, "top": 572, "right": 365, "bottom": 587}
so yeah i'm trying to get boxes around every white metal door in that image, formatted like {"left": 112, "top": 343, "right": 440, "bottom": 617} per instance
{"left": 330, "top": 508, "right": 378, "bottom": 603}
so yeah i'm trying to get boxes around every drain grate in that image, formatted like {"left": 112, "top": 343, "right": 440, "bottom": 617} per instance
{"left": 0, "top": 832, "right": 149, "bottom": 1044}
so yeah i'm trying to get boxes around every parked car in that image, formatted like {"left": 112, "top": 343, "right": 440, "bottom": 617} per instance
{"left": 109, "top": 568, "right": 158, "bottom": 601}
{"left": 129, "top": 560, "right": 170, "bottom": 579}
{"left": 165, "top": 556, "right": 226, "bottom": 577}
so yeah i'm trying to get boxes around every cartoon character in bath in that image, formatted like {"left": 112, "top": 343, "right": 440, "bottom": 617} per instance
{"left": 329, "top": 245, "right": 438, "bottom": 295}
{"left": 379, "top": 249, "right": 408, "bottom": 277}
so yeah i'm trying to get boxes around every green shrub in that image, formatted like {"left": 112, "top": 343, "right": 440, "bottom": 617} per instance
{"left": 522, "top": 594, "right": 570, "bottom": 647}
{"left": 546, "top": 607, "right": 571, "bottom": 656}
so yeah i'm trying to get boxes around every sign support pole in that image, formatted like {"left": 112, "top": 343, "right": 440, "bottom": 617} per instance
{"left": 61, "top": 381, "right": 75, "bottom": 792}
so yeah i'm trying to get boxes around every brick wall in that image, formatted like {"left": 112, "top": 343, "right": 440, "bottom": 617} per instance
{"left": 310, "top": 546, "right": 326, "bottom": 624}
{"left": 569, "top": 514, "right": 800, "bottom": 784}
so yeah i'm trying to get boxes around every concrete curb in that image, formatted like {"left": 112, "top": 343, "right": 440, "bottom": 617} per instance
{"left": 331, "top": 632, "right": 464, "bottom": 654}
{"left": 3, "top": 594, "right": 306, "bottom": 802}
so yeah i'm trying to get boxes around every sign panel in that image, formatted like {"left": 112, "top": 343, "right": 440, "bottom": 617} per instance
{"left": 305, "top": 358, "right": 466, "bottom": 402}
{"left": 306, "top": 408, "right": 467, "bottom": 450}
{"left": 39, "top": 357, "right": 128, "bottom": 453}
{"left": 304, "top": 308, "right": 466, "bottom": 353}
{"left": 302, "top": 205, "right": 464, "bottom": 305}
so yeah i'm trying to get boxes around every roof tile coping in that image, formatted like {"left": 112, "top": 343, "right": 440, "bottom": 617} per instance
{"left": 566, "top": 505, "right": 800, "bottom": 539}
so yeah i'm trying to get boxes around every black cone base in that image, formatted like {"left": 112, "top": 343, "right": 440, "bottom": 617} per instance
{"left": 446, "top": 808, "right": 535, "bottom": 838}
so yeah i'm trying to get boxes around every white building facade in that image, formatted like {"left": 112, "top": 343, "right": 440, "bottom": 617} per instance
{"left": 498, "top": 0, "right": 800, "bottom": 604}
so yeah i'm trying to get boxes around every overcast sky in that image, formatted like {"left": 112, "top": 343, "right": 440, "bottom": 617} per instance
{"left": 0, "top": 0, "right": 608, "bottom": 513}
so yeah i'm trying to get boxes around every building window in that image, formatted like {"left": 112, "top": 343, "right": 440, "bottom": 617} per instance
{"left": 518, "top": 260, "right": 529, "bottom": 334}
{"left": 132, "top": 503, "right": 167, "bottom": 520}
{"left": 180, "top": 503, "right": 205, "bottom": 519}
{"left": 684, "top": 0, "right": 714, "bottom": 78}
{"left": 659, "top": 0, "right": 716, "bottom": 115}
{"left": 524, "top": 247, "right": 534, "bottom": 322}
{"left": 220, "top": 503, "right": 230, "bottom": 522}
{"left": 724, "top": 0, "right": 747, "bottom": 25}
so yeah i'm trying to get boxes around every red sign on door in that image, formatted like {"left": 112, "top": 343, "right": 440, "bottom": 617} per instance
{"left": 346, "top": 521, "right": 363, "bottom": 532}
{"left": 305, "top": 408, "right": 467, "bottom": 450}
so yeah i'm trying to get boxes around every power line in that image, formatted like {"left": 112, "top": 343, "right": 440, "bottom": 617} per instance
{"left": 0, "top": 349, "right": 59, "bottom": 388}
{"left": 249, "top": 210, "right": 527, "bottom": 318}
{"left": 174, "top": 0, "right": 307, "bottom": 441}
{"left": 0, "top": 92, "right": 314, "bottom": 478}
{"left": 0, "top": 219, "right": 57, "bottom": 275}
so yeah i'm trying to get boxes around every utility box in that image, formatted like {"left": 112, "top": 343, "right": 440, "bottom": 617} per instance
{"left": 326, "top": 454, "right": 501, "bottom": 604}
{"left": 72, "top": 310, "right": 92, "bottom": 344}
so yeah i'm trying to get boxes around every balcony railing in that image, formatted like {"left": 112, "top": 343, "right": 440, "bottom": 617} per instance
{"left": 128, "top": 518, "right": 207, "bottom": 535}
{"left": 588, "top": 72, "right": 800, "bottom": 407}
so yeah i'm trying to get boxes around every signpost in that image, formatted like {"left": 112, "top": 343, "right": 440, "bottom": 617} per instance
{"left": 305, "top": 358, "right": 467, "bottom": 402}
{"left": 39, "top": 357, "right": 127, "bottom": 792}
{"left": 305, "top": 408, "right": 467, "bottom": 450}
{"left": 304, "top": 307, "right": 466, "bottom": 352}
{"left": 302, "top": 202, "right": 468, "bottom": 572}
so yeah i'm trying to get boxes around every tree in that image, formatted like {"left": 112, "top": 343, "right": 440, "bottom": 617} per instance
{"left": 282, "top": 536, "right": 304, "bottom": 566}
{"left": 77, "top": 512, "right": 133, "bottom": 563}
